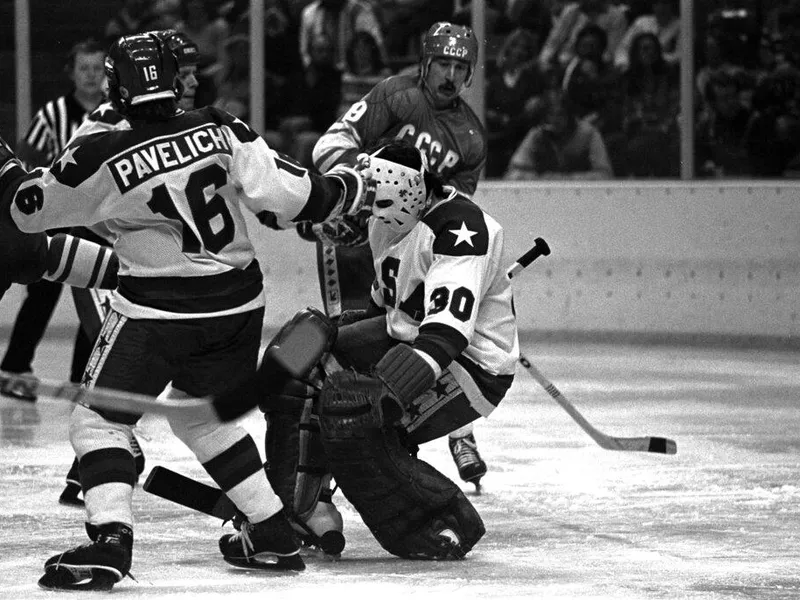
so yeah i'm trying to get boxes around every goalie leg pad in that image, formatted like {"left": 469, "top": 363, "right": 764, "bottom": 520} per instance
{"left": 265, "top": 307, "right": 337, "bottom": 380}
{"left": 320, "top": 371, "right": 485, "bottom": 559}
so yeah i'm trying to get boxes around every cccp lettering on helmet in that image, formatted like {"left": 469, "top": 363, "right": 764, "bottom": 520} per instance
{"left": 443, "top": 46, "right": 468, "bottom": 58}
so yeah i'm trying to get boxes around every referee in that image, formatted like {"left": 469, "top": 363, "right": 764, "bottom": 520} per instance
{"left": 0, "top": 39, "right": 106, "bottom": 401}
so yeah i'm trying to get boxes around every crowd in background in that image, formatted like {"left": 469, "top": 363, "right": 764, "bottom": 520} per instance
{"left": 46, "top": 0, "right": 800, "bottom": 179}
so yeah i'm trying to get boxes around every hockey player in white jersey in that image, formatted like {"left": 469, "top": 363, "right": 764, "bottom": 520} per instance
{"left": 3, "top": 32, "right": 371, "bottom": 590}
{"left": 262, "top": 138, "right": 519, "bottom": 560}
{"left": 58, "top": 28, "right": 200, "bottom": 508}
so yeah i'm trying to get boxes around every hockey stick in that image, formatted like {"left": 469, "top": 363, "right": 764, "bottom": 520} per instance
{"left": 518, "top": 355, "right": 677, "bottom": 454}
{"left": 506, "top": 241, "right": 678, "bottom": 455}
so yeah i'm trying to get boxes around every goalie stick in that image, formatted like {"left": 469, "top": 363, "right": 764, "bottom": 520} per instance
{"left": 506, "top": 240, "right": 678, "bottom": 455}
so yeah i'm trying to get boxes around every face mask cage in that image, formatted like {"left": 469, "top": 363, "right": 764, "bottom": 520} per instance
{"left": 369, "top": 155, "right": 428, "bottom": 233}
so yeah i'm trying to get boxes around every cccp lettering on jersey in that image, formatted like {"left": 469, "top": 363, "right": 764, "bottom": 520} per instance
{"left": 110, "top": 124, "right": 232, "bottom": 193}
{"left": 396, "top": 125, "right": 460, "bottom": 175}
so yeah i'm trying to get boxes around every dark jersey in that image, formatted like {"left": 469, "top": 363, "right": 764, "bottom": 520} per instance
{"left": 313, "top": 74, "right": 486, "bottom": 196}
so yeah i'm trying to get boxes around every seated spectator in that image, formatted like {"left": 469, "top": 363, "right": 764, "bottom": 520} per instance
{"left": 504, "top": 90, "right": 613, "bottom": 180}
{"left": 212, "top": 33, "right": 250, "bottom": 121}
{"left": 485, "top": 27, "right": 548, "bottom": 178}
{"left": 378, "top": 0, "right": 453, "bottom": 58}
{"left": 538, "top": 0, "right": 628, "bottom": 75}
{"left": 614, "top": 0, "right": 680, "bottom": 70}
{"left": 299, "top": 0, "right": 389, "bottom": 76}
{"left": 504, "top": 0, "right": 556, "bottom": 48}
{"left": 695, "top": 71, "right": 752, "bottom": 178}
{"left": 606, "top": 31, "right": 679, "bottom": 177}
{"left": 745, "top": 66, "right": 800, "bottom": 177}
{"left": 696, "top": 32, "right": 741, "bottom": 118}
{"left": 339, "top": 30, "right": 391, "bottom": 115}
{"left": 175, "top": 0, "right": 230, "bottom": 107}
{"left": 104, "top": 0, "right": 165, "bottom": 45}
{"left": 558, "top": 23, "right": 618, "bottom": 132}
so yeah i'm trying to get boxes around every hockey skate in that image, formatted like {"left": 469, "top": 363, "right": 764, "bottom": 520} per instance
{"left": 38, "top": 522, "right": 133, "bottom": 591}
{"left": 0, "top": 371, "right": 38, "bottom": 402}
{"left": 449, "top": 433, "right": 487, "bottom": 490}
{"left": 219, "top": 510, "right": 305, "bottom": 571}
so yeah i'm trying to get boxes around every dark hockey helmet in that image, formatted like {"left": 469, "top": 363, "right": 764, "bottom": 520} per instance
{"left": 421, "top": 22, "right": 479, "bottom": 85}
{"left": 153, "top": 29, "right": 199, "bottom": 68}
{"left": 105, "top": 32, "right": 179, "bottom": 113}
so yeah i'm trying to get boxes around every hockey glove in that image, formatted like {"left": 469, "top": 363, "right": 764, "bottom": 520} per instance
{"left": 373, "top": 344, "right": 436, "bottom": 422}
{"left": 326, "top": 161, "right": 376, "bottom": 218}
{"left": 311, "top": 214, "right": 369, "bottom": 247}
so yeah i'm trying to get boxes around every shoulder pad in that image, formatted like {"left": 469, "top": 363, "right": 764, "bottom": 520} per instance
{"left": 208, "top": 106, "right": 259, "bottom": 143}
{"left": 88, "top": 104, "right": 125, "bottom": 125}
{"left": 422, "top": 195, "right": 489, "bottom": 256}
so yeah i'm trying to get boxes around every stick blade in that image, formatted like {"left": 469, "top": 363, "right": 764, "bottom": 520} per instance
{"left": 647, "top": 437, "right": 678, "bottom": 455}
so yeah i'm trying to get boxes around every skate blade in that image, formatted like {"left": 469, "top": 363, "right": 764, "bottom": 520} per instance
{"left": 223, "top": 552, "right": 306, "bottom": 572}
{"left": 38, "top": 566, "right": 119, "bottom": 591}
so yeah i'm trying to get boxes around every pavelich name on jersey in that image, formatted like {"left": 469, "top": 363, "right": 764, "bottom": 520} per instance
{"left": 109, "top": 123, "right": 232, "bottom": 193}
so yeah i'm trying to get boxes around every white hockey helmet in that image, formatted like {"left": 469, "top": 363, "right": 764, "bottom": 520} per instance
{"left": 360, "top": 144, "right": 429, "bottom": 234}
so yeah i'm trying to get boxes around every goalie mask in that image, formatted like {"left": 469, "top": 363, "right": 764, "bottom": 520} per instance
{"left": 105, "top": 32, "right": 179, "bottom": 113}
{"left": 362, "top": 145, "right": 429, "bottom": 235}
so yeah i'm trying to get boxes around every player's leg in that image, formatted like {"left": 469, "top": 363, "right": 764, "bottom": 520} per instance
{"left": 167, "top": 308, "right": 304, "bottom": 571}
{"left": 0, "top": 279, "right": 63, "bottom": 401}
{"left": 40, "top": 310, "right": 170, "bottom": 590}
{"left": 60, "top": 287, "right": 145, "bottom": 507}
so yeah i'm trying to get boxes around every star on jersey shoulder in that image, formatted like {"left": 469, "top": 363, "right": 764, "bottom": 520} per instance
{"left": 449, "top": 221, "right": 478, "bottom": 247}
{"left": 56, "top": 146, "right": 79, "bottom": 171}
{"left": 95, "top": 103, "right": 114, "bottom": 117}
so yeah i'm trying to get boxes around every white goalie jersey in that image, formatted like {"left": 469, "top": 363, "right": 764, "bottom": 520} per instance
{"left": 369, "top": 188, "right": 519, "bottom": 407}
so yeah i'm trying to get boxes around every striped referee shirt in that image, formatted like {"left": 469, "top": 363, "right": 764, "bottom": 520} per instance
{"left": 17, "top": 92, "right": 95, "bottom": 169}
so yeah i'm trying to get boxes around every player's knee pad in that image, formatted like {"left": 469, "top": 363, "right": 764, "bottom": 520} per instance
{"left": 319, "top": 371, "right": 485, "bottom": 560}
{"left": 70, "top": 404, "right": 134, "bottom": 458}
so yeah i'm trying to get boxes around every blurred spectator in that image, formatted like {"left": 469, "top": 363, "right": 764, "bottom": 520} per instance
{"left": 538, "top": 0, "right": 628, "bottom": 75}
{"left": 558, "top": 23, "right": 617, "bottom": 131}
{"left": 696, "top": 32, "right": 741, "bottom": 118}
{"left": 212, "top": 33, "right": 250, "bottom": 120}
{"left": 175, "top": 0, "right": 230, "bottom": 107}
{"left": 299, "top": 0, "right": 389, "bottom": 75}
{"left": 695, "top": 70, "right": 752, "bottom": 178}
{"left": 379, "top": 0, "right": 454, "bottom": 58}
{"left": 504, "top": 90, "right": 613, "bottom": 180}
{"left": 485, "top": 27, "right": 548, "bottom": 178}
{"left": 504, "top": 0, "right": 557, "bottom": 46}
{"left": 614, "top": 0, "right": 680, "bottom": 71}
{"left": 606, "top": 31, "right": 679, "bottom": 177}
{"left": 104, "top": 0, "right": 165, "bottom": 45}
{"left": 744, "top": 66, "right": 800, "bottom": 177}
{"left": 339, "top": 30, "right": 391, "bottom": 114}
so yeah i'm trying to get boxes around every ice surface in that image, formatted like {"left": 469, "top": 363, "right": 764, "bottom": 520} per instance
{"left": 1, "top": 339, "right": 798, "bottom": 599}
